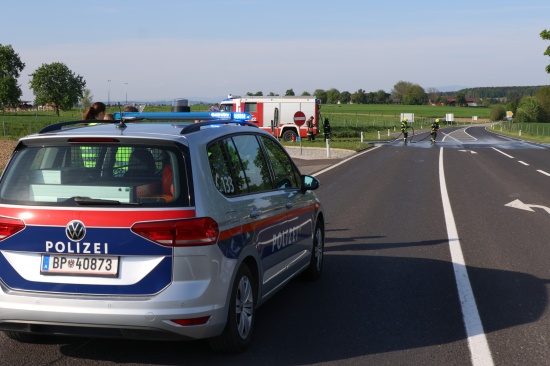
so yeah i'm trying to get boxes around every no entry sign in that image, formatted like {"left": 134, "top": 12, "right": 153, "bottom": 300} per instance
{"left": 293, "top": 111, "right": 306, "bottom": 126}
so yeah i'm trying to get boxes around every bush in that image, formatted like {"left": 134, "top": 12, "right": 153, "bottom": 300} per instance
{"left": 515, "top": 97, "right": 543, "bottom": 122}
{"left": 489, "top": 105, "right": 506, "bottom": 121}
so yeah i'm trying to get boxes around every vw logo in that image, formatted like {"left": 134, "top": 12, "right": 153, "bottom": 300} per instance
{"left": 66, "top": 220, "right": 86, "bottom": 242}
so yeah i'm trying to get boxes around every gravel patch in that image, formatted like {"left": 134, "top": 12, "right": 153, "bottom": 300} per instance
{"left": 0, "top": 140, "right": 18, "bottom": 172}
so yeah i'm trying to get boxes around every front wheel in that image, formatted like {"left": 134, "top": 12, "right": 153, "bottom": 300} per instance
{"left": 209, "top": 264, "right": 256, "bottom": 353}
{"left": 302, "top": 220, "right": 324, "bottom": 280}
{"left": 281, "top": 130, "right": 298, "bottom": 142}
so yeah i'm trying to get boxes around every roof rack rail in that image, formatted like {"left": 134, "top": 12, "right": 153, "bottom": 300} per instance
{"left": 179, "top": 120, "right": 258, "bottom": 134}
{"left": 38, "top": 120, "right": 124, "bottom": 134}
{"left": 113, "top": 111, "right": 252, "bottom": 121}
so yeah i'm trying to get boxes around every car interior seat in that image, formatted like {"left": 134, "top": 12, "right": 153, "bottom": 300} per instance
{"left": 124, "top": 148, "right": 156, "bottom": 178}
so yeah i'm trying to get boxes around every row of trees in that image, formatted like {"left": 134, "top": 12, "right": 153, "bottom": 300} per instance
{"left": 490, "top": 87, "right": 550, "bottom": 122}
{"left": 246, "top": 83, "right": 550, "bottom": 109}
{"left": 0, "top": 43, "right": 86, "bottom": 116}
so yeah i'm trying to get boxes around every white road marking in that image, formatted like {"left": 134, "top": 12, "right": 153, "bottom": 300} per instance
{"left": 537, "top": 170, "right": 550, "bottom": 177}
{"left": 439, "top": 148, "right": 494, "bottom": 366}
{"left": 518, "top": 161, "right": 529, "bottom": 166}
{"left": 491, "top": 147, "right": 514, "bottom": 159}
{"left": 312, "top": 145, "right": 382, "bottom": 177}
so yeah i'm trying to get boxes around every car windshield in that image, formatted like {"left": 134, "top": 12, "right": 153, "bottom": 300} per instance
{"left": 0, "top": 143, "right": 189, "bottom": 206}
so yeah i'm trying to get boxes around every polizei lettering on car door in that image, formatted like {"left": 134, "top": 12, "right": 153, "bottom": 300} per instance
{"left": 45, "top": 241, "right": 109, "bottom": 254}
{"left": 272, "top": 226, "right": 299, "bottom": 252}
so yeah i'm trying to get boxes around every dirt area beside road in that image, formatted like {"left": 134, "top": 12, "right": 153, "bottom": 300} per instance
{"left": 1, "top": 140, "right": 18, "bottom": 172}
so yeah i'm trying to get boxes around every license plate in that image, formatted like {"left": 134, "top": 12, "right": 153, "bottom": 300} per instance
{"left": 41, "top": 254, "right": 119, "bottom": 277}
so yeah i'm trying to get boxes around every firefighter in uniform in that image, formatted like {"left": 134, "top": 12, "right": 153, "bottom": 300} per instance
{"left": 431, "top": 118, "right": 440, "bottom": 144}
{"left": 306, "top": 116, "right": 315, "bottom": 141}
{"left": 401, "top": 118, "right": 410, "bottom": 143}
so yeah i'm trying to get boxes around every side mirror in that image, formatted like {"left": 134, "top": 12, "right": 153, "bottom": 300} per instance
{"left": 301, "top": 175, "right": 320, "bottom": 192}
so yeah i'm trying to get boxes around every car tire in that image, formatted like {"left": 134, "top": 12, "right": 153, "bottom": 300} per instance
{"left": 302, "top": 219, "right": 324, "bottom": 280}
{"left": 4, "top": 331, "right": 43, "bottom": 343}
{"left": 209, "top": 264, "right": 256, "bottom": 353}
{"left": 281, "top": 130, "right": 297, "bottom": 142}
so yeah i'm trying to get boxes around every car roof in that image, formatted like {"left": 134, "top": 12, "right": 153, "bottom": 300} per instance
{"left": 21, "top": 120, "right": 268, "bottom": 145}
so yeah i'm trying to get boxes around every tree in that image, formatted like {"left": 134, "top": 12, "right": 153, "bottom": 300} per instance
{"left": 489, "top": 105, "right": 506, "bottom": 122}
{"left": 515, "top": 96, "right": 543, "bottom": 122}
{"left": 541, "top": 28, "right": 550, "bottom": 74}
{"left": 403, "top": 84, "right": 427, "bottom": 105}
{"left": 0, "top": 44, "right": 25, "bottom": 111}
{"left": 285, "top": 88, "right": 295, "bottom": 96}
{"left": 339, "top": 91, "right": 351, "bottom": 104}
{"left": 375, "top": 90, "right": 390, "bottom": 104}
{"left": 326, "top": 88, "right": 340, "bottom": 104}
{"left": 535, "top": 86, "right": 550, "bottom": 122}
{"left": 29, "top": 62, "right": 86, "bottom": 116}
{"left": 427, "top": 87, "right": 439, "bottom": 105}
{"left": 80, "top": 88, "right": 93, "bottom": 110}
{"left": 301, "top": 91, "right": 311, "bottom": 96}
{"left": 391, "top": 80, "right": 414, "bottom": 104}
{"left": 313, "top": 89, "right": 327, "bottom": 104}
{"left": 351, "top": 89, "right": 367, "bottom": 104}
{"left": 455, "top": 92, "right": 467, "bottom": 107}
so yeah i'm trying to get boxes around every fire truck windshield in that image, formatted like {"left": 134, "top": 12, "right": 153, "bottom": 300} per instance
{"left": 219, "top": 104, "right": 233, "bottom": 112}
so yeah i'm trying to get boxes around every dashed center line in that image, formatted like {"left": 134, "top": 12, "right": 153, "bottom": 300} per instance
{"left": 537, "top": 170, "right": 550, "bottom": 177}
{"left": 491, "top": 147, "right": 514, "bottom": 158}
{"left": 518, "top": 161, "right": 530, "bottom": 166}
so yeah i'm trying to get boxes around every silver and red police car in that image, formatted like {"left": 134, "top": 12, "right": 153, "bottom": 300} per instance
{"left": 0, "top": 111, "right": 324, "bottom": 353}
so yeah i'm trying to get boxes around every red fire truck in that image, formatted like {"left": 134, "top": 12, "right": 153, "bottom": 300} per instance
{"left": 219, "top": 95, "right": 321, "bottom": 141}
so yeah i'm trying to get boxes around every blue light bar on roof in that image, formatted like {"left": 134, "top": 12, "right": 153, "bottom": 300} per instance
{"left": 113, "top": 111, "right": 251, "bottom": 121}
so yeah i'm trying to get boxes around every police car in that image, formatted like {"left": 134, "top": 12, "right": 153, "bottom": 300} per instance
{"left": 0, "top": 111, "right": 324, "bottom": 353}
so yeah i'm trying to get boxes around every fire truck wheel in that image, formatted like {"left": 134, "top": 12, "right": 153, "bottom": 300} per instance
{"left": 281, "top": 130, "right": 298, "bottom": 142}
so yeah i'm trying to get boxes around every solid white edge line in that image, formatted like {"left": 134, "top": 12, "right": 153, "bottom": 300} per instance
{"left": 537, "top": 170, "right": 550, "bottom": 177}
{"left": 439, "top": 148, "right": 494, "bottom": 366}
{"left": 491, "top": 147, "right": 514, "bottom": 159}
{"left": 312, "top": 145, "right": 382, "bottom": 177}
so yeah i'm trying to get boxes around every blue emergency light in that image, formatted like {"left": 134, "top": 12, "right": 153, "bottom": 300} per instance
{"left": 113, "top": 111, "right": 251, "bottom": 121}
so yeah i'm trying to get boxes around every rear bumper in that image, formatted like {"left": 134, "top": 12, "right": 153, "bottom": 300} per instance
{"left": 0, "top": 281, "right": 230, "bottom": 341}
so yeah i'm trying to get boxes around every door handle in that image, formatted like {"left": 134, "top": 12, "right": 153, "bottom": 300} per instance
{"left": 249, "top": 209, "right": 262, "bottom": 218}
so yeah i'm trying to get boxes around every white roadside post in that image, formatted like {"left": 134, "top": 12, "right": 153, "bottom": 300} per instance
{"left": 326, "top": 137, "right": 331, "bottom": 158}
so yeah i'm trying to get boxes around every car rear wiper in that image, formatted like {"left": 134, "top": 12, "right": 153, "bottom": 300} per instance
{"left": 71, "top": 196, "right": 128, "bottom": 205}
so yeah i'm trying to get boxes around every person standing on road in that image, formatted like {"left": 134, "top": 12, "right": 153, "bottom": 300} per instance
{"left": 306, "top": 116, "right": 316, "bottom": 141}
{"left": 431, "top": 118, "right": 440, "bottom": 145}
{"left": 401, "top": 118, "right": 410, "bottom": 144}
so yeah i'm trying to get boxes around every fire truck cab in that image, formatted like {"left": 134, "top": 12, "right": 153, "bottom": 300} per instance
{"left": 219, "top": 95, "right": 321, "bottom": 142}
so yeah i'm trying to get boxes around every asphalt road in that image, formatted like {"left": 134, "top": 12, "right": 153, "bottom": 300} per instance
{"left": 3, "top": 126, "right": 550, "bottom": 365}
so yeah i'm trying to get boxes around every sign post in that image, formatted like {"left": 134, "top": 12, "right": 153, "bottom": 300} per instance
{"left": 293, "top": 111, "right": 306, "bottom": 154}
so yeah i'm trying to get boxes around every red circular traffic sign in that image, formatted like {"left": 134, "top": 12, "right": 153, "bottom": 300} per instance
{"left": 293, "top": 111, "right": 306, "bottom": 126}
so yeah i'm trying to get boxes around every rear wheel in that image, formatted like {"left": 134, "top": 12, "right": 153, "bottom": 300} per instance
{"left": 281, "top": 130, "right": 298, "bottom": 142}
{"left": 302, "top": 219, "right": 324, "bottom": 280}
{"left": 4, "top": 331, "right": 43, "bottom": 343}
{"left": 209, "top": 264, "right": 256, "bottom": 353}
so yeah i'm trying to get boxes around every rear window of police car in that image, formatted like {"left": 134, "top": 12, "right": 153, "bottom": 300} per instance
{"left": 0, "top": 143, "right": 189, "bottom": 206}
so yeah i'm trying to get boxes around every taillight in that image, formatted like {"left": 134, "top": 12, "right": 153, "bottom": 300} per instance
{"left": 0, "top": 217, "right": 25, "bottom": 240}
{"left": 171, "top": 316, "right": 211, "bottom": 326}
{"left": 132, "top": 218, "right": 219, "bottom": 247}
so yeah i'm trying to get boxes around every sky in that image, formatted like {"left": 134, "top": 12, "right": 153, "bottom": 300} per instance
{"left": 2, "top": 0, "right": 550, "bottom": 104}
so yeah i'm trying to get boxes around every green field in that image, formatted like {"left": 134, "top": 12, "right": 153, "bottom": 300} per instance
{"left": 0, "top": 103, "right": 535, "bottom": 150}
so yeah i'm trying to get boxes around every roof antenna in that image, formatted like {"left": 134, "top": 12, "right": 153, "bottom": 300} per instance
{"left": 115, "top": 102, "right": 127, "bottom": 131}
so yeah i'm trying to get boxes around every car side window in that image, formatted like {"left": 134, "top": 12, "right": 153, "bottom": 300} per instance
{"left": 261, "top": 136, "right": 301, "bottom": 189}
{"left": 208, "top": 134, "right": 274, "bottom": 196}
{"left": 231, "top": 134, "right": 273, "bottom": 193}
{"left": 208, "top": 140, "right": 239, "bottom": 196}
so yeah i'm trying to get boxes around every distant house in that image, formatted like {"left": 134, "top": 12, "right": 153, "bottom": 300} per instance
{"left": 18, "top": 101, "right": 33, "bottom": 110}
{"left": 447, "top": 96, "right": 477, "bottom": 107}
